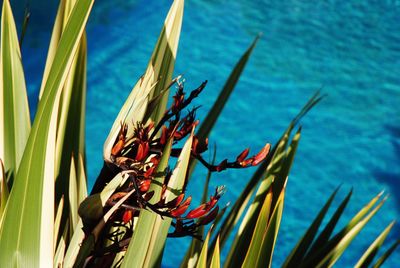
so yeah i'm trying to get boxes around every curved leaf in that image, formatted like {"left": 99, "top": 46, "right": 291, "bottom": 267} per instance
{"left": 0, "top": 0, "right": 31, "bottom": 177}
{"left": 0, "top": 0, "right": 93, "bottom": 266}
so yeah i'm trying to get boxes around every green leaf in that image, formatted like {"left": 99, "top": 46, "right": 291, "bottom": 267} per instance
{"left": 372, "top": 239, "right": 400, "bottom": 268}
{"left": 355, "top": 221, "right": 395, "bottom": 268}
{"left": 196, "top": 228, "right": 211, "bottom": 268}
{"left": 282, "top": 187, "right": 343, "bottom": 268}
{"left": 255, "top": 189, "right": 285, "bottom": 268}
{"left": 196, "top": 35, "right": 259, "bottom": 140}
{"left": 54, "top": 196, "right": 64, "bottom": 251}
{"left": 210, "top": 236, "right": 221, "bottom": 268}
{"left": 54, "top": 220, "right": 68, "bottom": 268}
{"left": 103, "top": 0, "right": 184, "bottom": 162}
{"left": 181, "top": 146, "right": 216, "bottom": 268}
{"left": 68, "top": 156, "right": 79, "bottom": 234}
{"left": 0, "top": 0, "right": 93, "bottom": 266}
{"left": 63, "top": 220, "right": 84, "bottom": 267}
{"left": 187, "top": 35, "right": 259, "bottom": 179}
{"left": 122, "top": 133, "right": 193, "bottom": 268}
{"left": 74, "top": 188, "right": 135, "bottom": 267}
{"left": 300, "top": 191, "right": 385, "bottom": 267}
{"left": 241, "top": 187, "right": 273, "bottom": 267}
{"left": 304, "top": 189, "right": 353, "bottom": 258}
{"left": 314, "top": 195, "right": 387, "bottom": 267}
{"left": 0, "top": 0, "right": 31, "bottom": 177}
{"left": 214, "top": 93, "right": 320, "bottom": 252}
{"left": 224, "top": 129, "right": 300, "bottom": 267}
{"left": 0, "top": 159, "right": 8, "bottom": 219}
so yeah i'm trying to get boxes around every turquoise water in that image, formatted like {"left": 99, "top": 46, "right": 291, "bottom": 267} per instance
{"left": 18, "top": 0, "right": 400, "bottom": 266}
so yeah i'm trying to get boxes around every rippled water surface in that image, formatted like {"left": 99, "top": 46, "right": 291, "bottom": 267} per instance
{"left": 19, "top": 0, "right": 400, "bottom": 266}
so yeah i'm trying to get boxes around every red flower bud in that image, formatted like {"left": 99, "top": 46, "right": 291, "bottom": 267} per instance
{"left": 139, "top": 179, "right": 151, "bottom": 192}
{"left": 179, "top": 196, "right": 192, "bottom": 208}
{"left": 150, "top": 156, "right": 160, "bottom": 166}
{"left": 122, "top": 209, "right": 133, "bottom": 224}
{"left": 111, "top": 140, "right": 125, "bottom": 157}
{"left": 135, "top": 142, "right": 150, "bottom": 162}
{"left": 144, "top": 166, "right": 155, "bottom": 178}
{"left": 166, "top": 193, "right": 185, "bottom": 208}
{"left": 160, "top": 126, "right": 168, "bottom": 145}
{"left": 170, "top": 204, "right": 190, "bottom": 217}
{"left": 241, "top": 158, "right": 253, "bottom": 167}
{"left": 216, "top": 159, "right": 228, "bottom": 172}
{"left": 192, "top": 136, "right": 208, "bottom": 155}
{"left": 236, "top": 148, "right": 250, "bottom": 163}
{"left": 186, "top": 204, "right": 207, "bottom": 219}
{"left": 252, "top": 143, "right": 270, "bottom": 166}
{"left": 207, "top": 197, "right": 218, "bottom": 209}
{"left": 198, "top": 206, "right": 219, "bottom": 226}
{"left": 145, "top": 121, "right": 155, "bottom": 133}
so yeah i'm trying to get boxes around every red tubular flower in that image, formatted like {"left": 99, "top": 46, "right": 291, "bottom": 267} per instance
{"left": 111, "top": 123, "right": 128, "bottom": 157}
{"left": 207, "top": 196, "right": 218, "bottom": 209}
{"left": 166, "top": 193, "right": 186, "bottom": 208}
{"left": 236, "top": 148, "right": 250, "bottom": 163}
{"left": 179, "top": 196, "right": 192, "bottom": 207}
{"left": 135, "top": 142, "right": 150, "bottom": 162}
{"left": 186, "top": 204, "right": 207, "bottom": 219}
{"left": 149, "top": 156, "right": 160, "bottom": 166}
{"left": 216, "top": 159, "right": 228, "bottom": 172}
{"left": 192, "top": 136, "right": 208, "bottom": 155}
{"left": 144, "top": 166, "right": 155, "bottom": 178}
{"left": 197, "top": 206, "right": 219, "bottom": 226}
{"left": 170, "top": 204, "right": 190, "bottom": 217}
{"left": 240, "top": 158, "right": 253, "bottom": 167}
{"left": 160, "top": 126, "right": 168, "bottom": 145}
{"left": 252, "top": 143, "right": 270, "bottom": 166}
{"left": 145, "top": 121, "right": 155, "bottom": 133}
{"left": 139, "top": 179, "right": 151, "bottom": 192}
{"left": 122, "top": 209, "right": 133, "bottom": 224}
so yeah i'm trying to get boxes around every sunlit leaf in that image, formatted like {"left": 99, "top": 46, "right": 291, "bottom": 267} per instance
{"left": 0, "top": 0, "right": 31, "bottom": 177}
{"left": 122, "top": 133, "right": 193, "bottom": 268}
{"left": 210, "top": 236, "right": 221, "bottom": 268}
{"left": 0, "top": 0, "right": 93, "bottom": 265}
{"left": 0, "top": 159, "right": 8, "bottom": 219}
{"left": 372, "top": 239, "right": 400, "bottom": 268}
{"left": 355, "top": 221, "right": 395, "bottom": 268}
{"left": 103, "top": 0, "right": 184, "bottom": 162}
{"left": 196, "top": 228, "right": 211, "bottom": 268}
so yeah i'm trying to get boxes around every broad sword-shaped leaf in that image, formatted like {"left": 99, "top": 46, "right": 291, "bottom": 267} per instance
{"left": 0, "top": 0, "right": 31, "bottom": 178}
{"left": 0, "top": 0, "right": 93, "bottom": 266}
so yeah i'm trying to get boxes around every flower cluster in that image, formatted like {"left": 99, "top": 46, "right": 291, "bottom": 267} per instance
{"left": 80, "top": 78, "right": 270, "bottom": 256}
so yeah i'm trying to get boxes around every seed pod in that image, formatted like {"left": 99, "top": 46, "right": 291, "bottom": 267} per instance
{"left": 78, "top": 193, "right": 104, "bottom": 221}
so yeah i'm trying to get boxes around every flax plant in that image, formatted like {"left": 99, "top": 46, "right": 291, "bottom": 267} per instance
{"left": 0, "top": 0, "right": 398, "bottom": 267}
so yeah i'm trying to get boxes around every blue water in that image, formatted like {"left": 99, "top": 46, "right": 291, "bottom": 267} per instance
{"left": 15, "top": 0, "right": 400, "bottom": 266}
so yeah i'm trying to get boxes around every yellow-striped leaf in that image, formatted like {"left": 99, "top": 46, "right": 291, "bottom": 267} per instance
{"left": 103, "top": 0, "right": 184, "bottom": 162}
{"left": 0, "top": 0, "right": 31, "bottom": 177}
{"left": 0, "top": 0, "right": 93, "bottom": 266}
{"left": 122, "top": 133, "right": 193, "bottom": 268}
